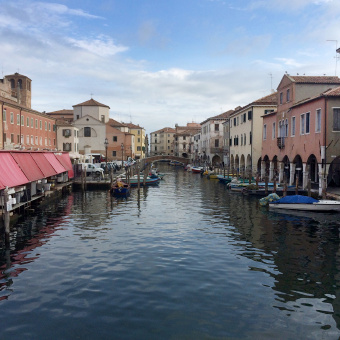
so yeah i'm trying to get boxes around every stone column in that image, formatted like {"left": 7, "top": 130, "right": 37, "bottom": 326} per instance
{"left": 261, "top": 161, "right": 266, "bottom": 180}
{"left": 269, "top": 162, "right": 274, "bottom": 182}
{"left": 289, "top": 162, "right": 296, "bottom": 186}
{"left": 278, "top": 162, "right": 284, "bottom": 184}
{"left": 302, "top": 163, "right": 308, "bottom": 189}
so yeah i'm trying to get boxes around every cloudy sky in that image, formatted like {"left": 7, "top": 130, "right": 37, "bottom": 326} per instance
{"left": 1, "top": 0, "right": 339, "bottom": 134}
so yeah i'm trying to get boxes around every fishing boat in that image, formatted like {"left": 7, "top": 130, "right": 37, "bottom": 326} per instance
{"left": 110, "top": 180, "right": 130, "bottom": 196}
{"left": 120, "top": 175, "right": 160, "bottom": 187}
{"left": 268, "top": 195, "right": 340, "bottom": 212}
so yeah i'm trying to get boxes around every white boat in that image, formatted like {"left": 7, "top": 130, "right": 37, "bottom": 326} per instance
{"left": 268, "top": 195, "right": 340, "bottom": 212}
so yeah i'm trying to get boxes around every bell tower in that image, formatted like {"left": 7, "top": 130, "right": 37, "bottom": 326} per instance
{"left": 5, "top": 72, "right": 32, "bottom": 108}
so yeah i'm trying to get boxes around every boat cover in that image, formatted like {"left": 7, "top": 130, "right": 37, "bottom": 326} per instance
{"left": 274, "top": 195, "right": 319, "bottom": 204}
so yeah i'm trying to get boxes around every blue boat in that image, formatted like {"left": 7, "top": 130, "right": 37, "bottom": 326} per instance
{"left": 110, "top": 180, "right": 130, "bottom": 196}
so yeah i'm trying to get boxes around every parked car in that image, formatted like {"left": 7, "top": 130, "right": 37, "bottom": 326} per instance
{"left": 79, "top": 163, "right": 104, "bottom": 177}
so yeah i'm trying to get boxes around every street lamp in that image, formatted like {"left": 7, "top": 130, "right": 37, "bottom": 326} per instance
{"left": 121, "top": 143, "right": 124, "bottom": 168}
{"left": 104, "top": 137, "right": 109, "bottom": 173}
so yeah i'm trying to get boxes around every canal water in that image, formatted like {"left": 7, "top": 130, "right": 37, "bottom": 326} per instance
{"left": 1, "top": 164, "right": 340, "bottom": 339}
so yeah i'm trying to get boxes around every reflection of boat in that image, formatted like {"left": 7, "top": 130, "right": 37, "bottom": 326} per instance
{"left": 269, "top": 195, "right": 340, "bottom": 212}
{"left": 169, "top": 161, "right": 184, "bottom": 167}
{"left": 111, "top": 180, "right": 130, "bottom": 196}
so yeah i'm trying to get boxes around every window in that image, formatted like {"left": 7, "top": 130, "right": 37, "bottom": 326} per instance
{"left": 35, "top": 136, "right": 38, "bottom": 145}
{"left": 285, "top": 119, "right": 289, "bottom": 137}
{"left": 316, "top": 109, "right": 321, "bottom": 132}
{"left": 35, "top": 119, "right": 38, "bottom": 128}
{"left": 84, "top": 127, "right": 91, "bottom": 137}
{"left": 2, "top": 109, "right": 6, "bottom": 121}
{"left": 31, "top": 118, "right": 34, "bottom": 127}
{"left": 291, "top": 116, "right": 296, "bottom": 136}
{"left": 45, "top": 122, "right": 47, "bottom": 130}
{"left": 138, "top": 138, "right": 140, "bottom": 143}
{"left": 112, "top": 151, "right": 117, "bottom": 157}
{"left": 113, "top": 136, "right": 117, "bottom": 142}
{"left": 62, "top": 129, "right": 71, "bottom": 137}
{"left": 301, "top": 114, "right": 305, "bottom": 134}
{"left": 244, "top": 133, "right": 246, "bottom": 145}
{"left": 272, "top": 122, "right": 276, "bottom": 139}
{"left": 63, "top": 143, "right": 71, "bottom": 151}
{"left": 45, "top": 137, "right": 47, "bottom": 146}
{"left": 230, "top": 137, "right": 232, "bottom": 146}
{"left": 40, "top": 136, "right": 42, "bottom": 145}
{"left": 40, "top": 120, "right": 42, "bottom": 130}
{"left": 26, "top": 135, "right": 29, "bottom": 144}
{"left": 264, "top": 109, "right": 274, "bottom": 115}
{"left": 263, "top": 124, "right": 267, "bottom": 140}
{"left": 11, "top": 134, "right": 14, "bottom": 143}
{"left": 10, "top": 112, "right": 14, "bottom": 124}
{"left": 215, "top": 124, "right": 219, "bottom": 131}
{"left": 17, "top": 134, "right": 20, "bottom": 143}
{"left": 305, "top": 112, "right": 310, "bottom": 134}
{"left": 241, "top": 135, "right": 243, "bottom": 145}
{"left": 137, "top": 146, "right": 141, "bottom": 151}
{"left": 234, "top": 117, "right": 236, "bottom": 126}
{"left": 31, "top": 135, "right": 34, "bottom": 144}
{"left": 21, "top": 115, "right": 24, "bottom": 126}
{"left": 27, "top": 117, "right": 29, "bottom": 126}
{"left": 280, "top": 92, "right": 283, "bottom": 104}
{"left": 215, "top": 139, "right": 219, "bottom": 147}
{"left": 248, "top": 111, "right": 252, "bottom": 120}
{"left": 49, "top": 123, "right": 51, "bottom": 131}
{"left": 333, "top": 108, "right": 340, "bottom": 131}
{"left": 3, "top": 133, "right": 6, "bottom": 143}
{"left": 17, "top": 114, "right": 20, "bottom": 125}
{"left": 101, "top": 115, "right": 105, "bottom": 123}
{"left": 287, "top": 89, "right": 290, "bottom": 102}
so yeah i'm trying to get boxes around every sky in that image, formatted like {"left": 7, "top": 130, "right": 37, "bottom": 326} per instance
{"left": 1, "top": 0, "right": 340, "bottom": 135}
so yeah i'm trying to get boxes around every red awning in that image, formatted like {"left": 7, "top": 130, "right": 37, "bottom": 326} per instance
{"left": 0, "top": 178, "right": 5, "bottom": 190}
{"left": 11, "top": 152, "right": 45, "bottom": 182}
{"left": 30, "top": 153, "right": 58, "bottom": 177}
{"left": 0, "top": 153, "right": 29, "bottom": 188}
{"left": 55, "top": 153, "right": 74, "bottom": 178}
{"left": 43, "top": 153, "right": 66, "bottom": 174}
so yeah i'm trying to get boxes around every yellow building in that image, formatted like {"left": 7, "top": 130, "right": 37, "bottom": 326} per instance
{"left": 124, "top": 123, "right": 146, "bottom": 159}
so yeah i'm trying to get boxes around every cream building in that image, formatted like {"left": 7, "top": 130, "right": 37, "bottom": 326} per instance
{"left": 56, "top": 119, "right": 79, "bottom": 159}
{"left": 229, "top": 93, "right": 277, "bottom": 174}
{"left": 150, "top": 127, "right": 176, "bottom": 156}
{"left": 124, "top": 123, "right": 146, "bottom": 159}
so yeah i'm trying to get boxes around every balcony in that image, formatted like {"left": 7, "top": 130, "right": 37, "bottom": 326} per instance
{"left": 277, "top": 137, "right": 285, "bottom": 149}
{"left": 210, "top": 147, "right": 224, "bottom": 154}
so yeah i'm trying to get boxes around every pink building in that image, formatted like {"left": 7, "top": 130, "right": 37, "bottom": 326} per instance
{"left": 261, "top": 75, "right": 340, "bottom": 194}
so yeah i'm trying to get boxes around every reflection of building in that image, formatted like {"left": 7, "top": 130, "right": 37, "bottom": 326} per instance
{"left": 150, "top": 127, "right": 176, "bottom": 156}
{"left": 0, "top": 73, "right": 57, "bottom": 151}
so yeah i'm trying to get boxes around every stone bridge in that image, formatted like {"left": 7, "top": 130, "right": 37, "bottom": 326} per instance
{"left": 139, "top": 155, "right": 190, "bottom": 168}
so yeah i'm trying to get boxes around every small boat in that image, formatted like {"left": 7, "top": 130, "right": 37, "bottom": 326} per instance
{"left": 268, "top": 195, "right": 340, "bottom": 212}
{"left": 216, "top": 175, "right": 232, "bottom": 184}
{"left": 111, "top": 180, "right": 130, "bottom": 196}
{"left": 120, "top": 176, "right": 160, "bottom": 187}
{"left": 192, "top": 167, "right": 203, "bottom": 174}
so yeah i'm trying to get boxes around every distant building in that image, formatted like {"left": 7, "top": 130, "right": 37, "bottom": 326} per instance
{"left": 150, "top": 127, "right": 176, "bottom": 156}
{"left": 124, "top": 123, "right": 146, "bottom": 159}
{"left": 173, "top": 123, "right": 201, "bottom": 159}
{"left": 0, "top": 73, "right": 56, "bottom": 151}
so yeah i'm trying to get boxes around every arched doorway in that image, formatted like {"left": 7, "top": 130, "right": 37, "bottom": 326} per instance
{"left": 272, "top": 156, "right": 278, "bottom": 177}
{"left": 240, "top": 154, "right": 245, "bottom": 173}
{"left": 307, "top": 154, "right": 319, "bottom": 185}
{"left": 235, "top": 155, "right": 240, "bottom": 173}
{"left": 293, "top": 155, "right": 303, "bottom": 185}
{"left": 212, "top": 155, "right": 221, "bottom": 166}
{"left": 328, "top": 156, "right": 340, "bottom": 187}
{"left": 246, "top": 154, "right": 252, "bottom": 173}
{"left": 282, "top": 156, "right": 290, "bottom": 183}
{"left": 263, "top": 155, "right": 270, "bottom": 176}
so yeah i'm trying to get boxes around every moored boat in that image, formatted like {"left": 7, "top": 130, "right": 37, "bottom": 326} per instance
{"left": 110, "top": 180, "right": 130, "bottom": 196}
{"left": 268, "top": 195, "right": 340, "bottom": 212}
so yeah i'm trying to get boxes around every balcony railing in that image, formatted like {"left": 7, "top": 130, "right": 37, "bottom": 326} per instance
{"left": 277, "top": 137, "right": 285, "bottom": 149}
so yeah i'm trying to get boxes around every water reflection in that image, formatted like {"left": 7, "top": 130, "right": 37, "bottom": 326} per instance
{"left": 0, "top": 165, "right": 339, "bottom": 339}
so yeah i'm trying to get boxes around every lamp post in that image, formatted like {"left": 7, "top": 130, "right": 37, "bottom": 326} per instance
{"left": 104, "top": 137, "right": 108, "bottom": 173}
{"left": 121, "top": 143, "right": 124, "bottom": 168}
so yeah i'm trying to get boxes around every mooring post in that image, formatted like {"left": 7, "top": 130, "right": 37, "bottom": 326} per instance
{"left": 308, "top": 178, "right": 311, "bottom": 197}
{"left": 137, "top": 162, "right": 141, "bottom": 191}
{"left": 265, "top": 175, "right": 269, "bottom": 195}
{"left": 295, "top": 174, "right": 299, "bottom": 195}
{"left": 273, "top": 175, "right": 277, "bottom": 193}
{"left": 4, "top": 187, "right": 10, "bottom": 244}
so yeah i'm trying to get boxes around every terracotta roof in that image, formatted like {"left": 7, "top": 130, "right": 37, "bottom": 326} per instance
{"left": 323, "top": 86, "right": 340, "bottom": 96}
{"left": 47, "top": 109, "right": 73, "bottom": 115}
{"left": 286, "top": 75, "right": 340, "bottom": 84}
{"left": 107, "top": 118, "right": 127, "bottom": 127}
{"left": 151, "top": 127, "right": 176, "bottom": 134}
{"left": 123, "top": 122, "right": 144, "bottom": 129}
{"left": 253, "top": 92, "right": 277, "bottom": 105}
{"left": 73, "top": 98, "right": 110, "bottom": 109}
{"left": 201, "top": 109, "right": 234, "bottom": 125}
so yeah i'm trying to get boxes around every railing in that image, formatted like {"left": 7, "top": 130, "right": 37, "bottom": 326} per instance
{"left": 277, "top": 137, "right": 285, "bottom": 149}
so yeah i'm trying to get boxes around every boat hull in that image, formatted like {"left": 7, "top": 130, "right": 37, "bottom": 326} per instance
{"left": 269, "top": 200, "right": 340, "bottom": 212}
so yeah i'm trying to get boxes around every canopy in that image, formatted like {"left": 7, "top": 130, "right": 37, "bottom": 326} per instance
{"left": 55, "top": 153, "right": 74, "bottom": 179}
{"left": 0, "top": 153, "right": 29, "bottom": 188}
{"left": 11, "top": 152, "right": 45, "bottom": 182}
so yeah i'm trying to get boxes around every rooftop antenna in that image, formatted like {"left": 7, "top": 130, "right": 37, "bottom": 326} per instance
{"left": 327, "top": 40, "right": 338, "bottom": 76}
{"left": 269, "top": 72, "right": 273, "bottom": 92}
{"left": 90, "top": 92, "right": 94, "bottom": 98}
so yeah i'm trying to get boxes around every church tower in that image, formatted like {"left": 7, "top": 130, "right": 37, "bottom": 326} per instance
{"left": 4, "top": 73, "right": 32, "bottom": 108}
